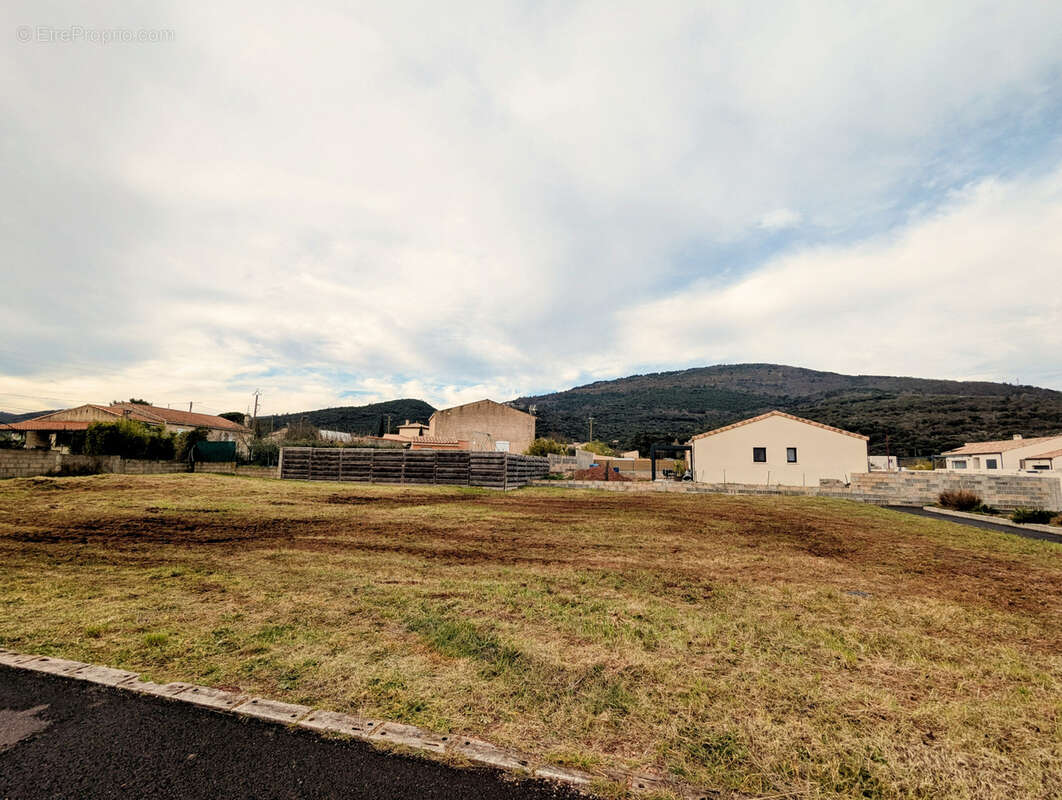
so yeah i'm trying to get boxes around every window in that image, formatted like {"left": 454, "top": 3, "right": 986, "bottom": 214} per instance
{"left": 786, "top": 447, "right": 798, "bottom": 463}
{"left": 1033, "top": 464, "right": 1049, "bottom": 470}
{"left": 985, "top": 458, "right": 998, "bottom": 469}
{"left": 752, "top": 447, "right": 767, "bottom": 463}
{"left": 952, "top": 460, "right": 967, "bottom": 469}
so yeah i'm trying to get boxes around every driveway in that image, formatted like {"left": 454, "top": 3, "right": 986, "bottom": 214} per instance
{"left": 887, "top": 506, "right": 1062, "bottom": 544}
{"left": 0, "top": 667, "right": 581, "bottom": 800}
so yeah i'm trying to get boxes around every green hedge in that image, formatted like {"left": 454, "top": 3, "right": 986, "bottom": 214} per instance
{"left": 85, "top": 419, "right": 176, "bottom": 460}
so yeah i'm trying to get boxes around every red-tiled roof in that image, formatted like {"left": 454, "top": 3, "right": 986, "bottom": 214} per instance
{"left": 941, "top": 435, "right": 1061, "bottom": 456}
{"left": 688, "top": 410, "right": 868, "bottom": 442}
{"left": 109, "top": 403, "right": 249, "bottom": 432}
{"left": 4, "top": 420, "right": 95, "bottom": 431}
{"left": 7, "top": 403, "right": 249, "bottom": 433}
{"left": 1026, "top": 448, "right": 1062, "bottom": 460}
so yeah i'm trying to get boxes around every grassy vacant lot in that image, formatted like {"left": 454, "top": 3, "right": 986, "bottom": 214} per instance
{"left": 0, "top": 475, "right": 1059, "bottom": 799}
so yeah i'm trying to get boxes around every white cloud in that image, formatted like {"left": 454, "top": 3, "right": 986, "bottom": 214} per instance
{"left": 615, "top": 168, "right": 1062, "bottom": 384}
{"left": 1, "top": 0, "right": 1062, "bottom": 413}
{"left": 758, "top": 209, "right": 802, "bottom": 231}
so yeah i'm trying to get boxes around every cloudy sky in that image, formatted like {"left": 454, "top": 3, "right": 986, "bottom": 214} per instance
{"left": 3, "top": 1, "right": 1061, "bottom": 417}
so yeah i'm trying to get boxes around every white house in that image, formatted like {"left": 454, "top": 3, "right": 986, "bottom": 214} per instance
{"left": 941, "top": 434, "right": 1062, "bottom": 472}
{"left": 1019, "top": 448, "right": 1062, "bottom": 471}
{"left": 687, "top": 410, "right": 869, "bottom": 487}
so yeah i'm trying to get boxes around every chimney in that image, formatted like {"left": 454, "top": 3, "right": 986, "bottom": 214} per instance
{"left": 1013, "top": 434, "right": 1023, "bottom": 440}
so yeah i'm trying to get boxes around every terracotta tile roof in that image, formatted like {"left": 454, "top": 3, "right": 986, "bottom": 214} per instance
{"left": 409, "top": 436, "right": 464, "bottom": 445}
{"left": 110, "top": 403, "right": 249, "bottom": 432}
{"left": 941, "top": 435, "right": 1062, "bottom": 456}
{"left": 4, "top": 419, "right": 95, "bottom": 431}
{"left": 688, "top": 410, "right": 869, "bottom": 442}
{"left": 7, "top": 403, "right": 249, "bottom": 433}
{"left": 1024, "top": 447, "right": 1062, "bottom": 460}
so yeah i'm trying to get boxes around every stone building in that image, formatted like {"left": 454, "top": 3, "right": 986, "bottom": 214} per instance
{"left": 428, "top": 399, "right": 535, "bottom": 455}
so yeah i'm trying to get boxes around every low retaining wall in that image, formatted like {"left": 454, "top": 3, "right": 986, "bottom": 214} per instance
{"left": 280, "top": 448, "right": 550, "bottom": 489}
{"left": 0, "top": 451, "right": 280, "bottom": 480}
{"left": 849, "top": 471, "right": 1062, "bottom": 510}
{"left": 0, "top": 451, "right": 190, "bottom": 479}
{"left": 535, "top": 471, "right": 1062, "bottom": 510}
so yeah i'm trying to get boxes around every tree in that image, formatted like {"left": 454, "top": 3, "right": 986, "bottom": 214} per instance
{"left": 525, "top": 438, "right": 567, "bottom": 456}
{"left": 581, "top": 440, "right": 618, "bottom": 457}
{"left": 175, "top": 427, "right": 211, "bottom": 461}
{"left": 219, "top": 412, "right": 246, "bottom": 425}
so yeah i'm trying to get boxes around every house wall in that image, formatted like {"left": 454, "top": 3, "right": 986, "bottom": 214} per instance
{"left": 944, "top": 453, "right": 1005, "bottom": 471}
{"left": 429, "top": 401, "right": 535, "bottom": 455}
{"left": 691, "top": 415, "right": 868, "bottom": 486}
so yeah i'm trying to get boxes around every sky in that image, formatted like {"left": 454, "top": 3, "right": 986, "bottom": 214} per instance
{"left": 2, "top": 1, "right": 1061, "bottom": 418}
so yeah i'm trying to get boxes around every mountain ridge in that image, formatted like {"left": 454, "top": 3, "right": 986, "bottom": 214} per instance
{"left": 513, "top": 364, "right": 1062, "bottom": 456}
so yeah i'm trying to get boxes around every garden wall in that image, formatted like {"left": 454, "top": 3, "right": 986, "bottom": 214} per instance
{"left": 536, "top": 471, "right": 1062, "bottom": 510}
{"left": 0, "top": 451, "right": 190, "bottom": 479}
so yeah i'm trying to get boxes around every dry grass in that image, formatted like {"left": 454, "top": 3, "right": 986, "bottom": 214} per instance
{"left": 0, "top": 474, "right": 1059, "bottom": 799}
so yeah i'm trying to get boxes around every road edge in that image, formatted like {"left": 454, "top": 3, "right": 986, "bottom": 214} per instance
{"left": 0, "top": 648, "right": 712, "bottom": 800}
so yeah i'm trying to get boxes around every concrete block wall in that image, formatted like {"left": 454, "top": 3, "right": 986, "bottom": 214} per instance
{"left": 0, "top": 451, "right": 190, "bottom": 479}
{"left": 534, "top": 471, "right": 1062, "bottom": 510}
{"left": 849, "top": 471, "right": 1062, "bottom": 510}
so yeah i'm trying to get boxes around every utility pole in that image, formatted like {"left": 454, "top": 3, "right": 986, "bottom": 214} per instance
{"left": 588, "top": 416, "right": 594, "bottom": 442}
{"left": 188, "top": 402, "right": 193, "bottom": 413}
{"left": 251, "top": 390, "right": 261, "bottom": 427}
{"left": 385, "top": 414, "right": 392, "bottom": 434}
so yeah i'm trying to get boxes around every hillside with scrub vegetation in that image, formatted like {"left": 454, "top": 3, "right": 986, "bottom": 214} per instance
{"left": 514, "top": 363, "right": 1062, "bottom": 457}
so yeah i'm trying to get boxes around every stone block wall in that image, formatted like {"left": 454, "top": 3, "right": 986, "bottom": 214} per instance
{"left": 848, "top": 471, "right": 1062, "bottom": 510}
{"left": 0, "top": 451, "right": 190, "bottom": 479}
{"left": 534, "top": 471, "right": 1062, "bottom": 510}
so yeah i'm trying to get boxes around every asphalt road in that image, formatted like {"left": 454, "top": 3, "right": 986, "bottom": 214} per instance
{"left": 886, "top": 506, "right": 1062, "bottom": 544}
{"left": 0, "top": 667, "right": 582, "bottom": 800}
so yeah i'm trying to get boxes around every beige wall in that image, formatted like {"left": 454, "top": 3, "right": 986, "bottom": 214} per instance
{"left": 691, "top": 415, "right": 868, "bottom": 486}
{"left": 429, "top": 400, "right": 535, "bottom": 454}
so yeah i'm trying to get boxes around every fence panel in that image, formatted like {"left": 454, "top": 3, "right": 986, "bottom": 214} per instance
{"left": 279, "top": 448, "right": 549, "bottom": 489}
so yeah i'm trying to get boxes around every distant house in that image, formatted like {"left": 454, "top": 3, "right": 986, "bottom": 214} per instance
{"left": 7, "top": 403, "right": 251, "bottom": 455}
{"left": 941, "top": 434, "right": 1062, "bottom": 472}
{"left": 687, "top": 410, "right": 868, "bottom": 486}
{"left": 428, "top": 399, "right": 536, "bottom": 454}
{"left": 382, "top": 419, "right": 431, "bottom": 443}
{"left": 1019, "top": 448, "right": 1062, "bottom": 472}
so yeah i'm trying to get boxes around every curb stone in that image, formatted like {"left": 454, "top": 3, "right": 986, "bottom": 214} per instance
{"left": 0, "top": 647, "right": 717, "bottom": 799}
{"left": 920, "top": 506, "right": 1062, "bottom": 538}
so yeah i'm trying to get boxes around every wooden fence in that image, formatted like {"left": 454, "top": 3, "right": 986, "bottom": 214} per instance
{"left": 279, "top": 448, "right": 550, "bottom": 490}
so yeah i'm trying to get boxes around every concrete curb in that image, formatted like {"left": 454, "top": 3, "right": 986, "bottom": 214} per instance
{"left": 920, "top": 506, "right": 1062, "bottom": 538}
{"left": 0, "top": 648, "right": 714, "bottom": 800}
